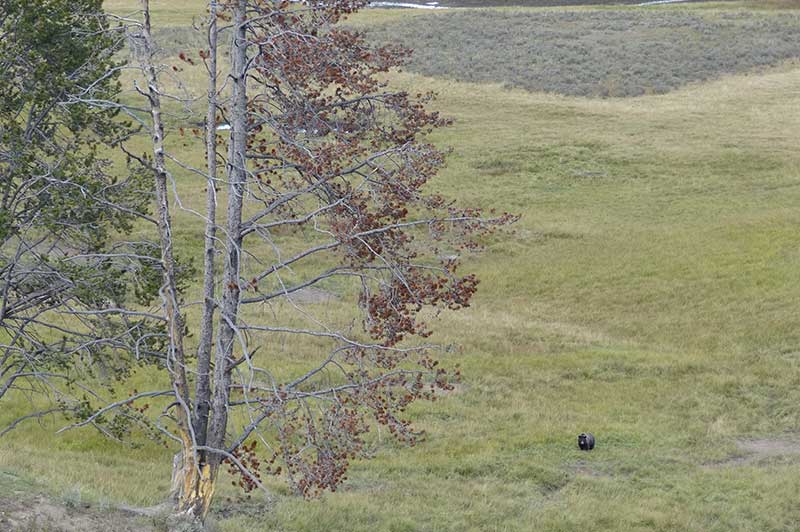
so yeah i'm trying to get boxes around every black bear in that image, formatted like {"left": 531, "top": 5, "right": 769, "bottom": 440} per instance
{"left": 578, "top": 432, "right": 595, "bottom": 451}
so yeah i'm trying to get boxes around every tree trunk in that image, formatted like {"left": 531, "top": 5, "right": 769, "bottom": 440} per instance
{"left": 176, "top": 0, "right": 248, "bottom": 518}
{"left": 180, "top": 3, "right": 220, "bottom": 519}
{"left": 192, "top": 0, "right": 219, "bottom": 465}
{"left": 206, "top": 0, "right": 248, "bottom": 470}
{"left": 139, "top": 0, "right": 205, "bottom": 520}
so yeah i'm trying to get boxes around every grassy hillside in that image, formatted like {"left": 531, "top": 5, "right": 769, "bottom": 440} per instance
{"left": 2, "top": 1, "right": 800, "bottom": 531}
{"left": 366, "top": 9, "right": 800, "bottom": 96}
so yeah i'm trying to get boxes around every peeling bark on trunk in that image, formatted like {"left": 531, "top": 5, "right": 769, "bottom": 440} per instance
{"left": 171, "top": 450, "right": 216, "bottom": 519}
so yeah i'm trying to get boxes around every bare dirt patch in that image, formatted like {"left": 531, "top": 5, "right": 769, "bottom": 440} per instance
{"left": 705, "top": 437, "right": 800, "bottom": 468}
{"left": 569, "top": 460, "right": 612, "bottom": 478}
{"left": 736, "top": 438, "right": 800, "bottom": 459}
{"left": 0, "top": 470, "right": 165, "bottom": 532}
{"left": 0, "top": 494, "right": 156, "bottom": 532}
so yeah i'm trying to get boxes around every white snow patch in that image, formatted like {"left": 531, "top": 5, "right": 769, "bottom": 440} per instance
{"left": 369, "top": 1, "right": 448, "bottom": 8}
{"left": 637, "top": 0, "right": 694, "bottom": 5}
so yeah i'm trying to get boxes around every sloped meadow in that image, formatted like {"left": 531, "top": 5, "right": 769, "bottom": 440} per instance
{"left": 367, "top": 8, "right": 800, "bottom": 96}
{"left": 3, "top": 2, "right": 800, "bottom": 531}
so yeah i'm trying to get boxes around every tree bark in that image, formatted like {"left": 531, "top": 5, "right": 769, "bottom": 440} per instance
{"left": 192, "top": 0, "right": 219, "bottom": 465}
{"left": 181, "top": 3, "right": 220, "bottom": 519}
{"left": 139, "top": 0, "right": 205, "bottom": 519}
{"left": 181, "top": 0, "right": 249, "bottom": 518}
{"left": 208, "top": 0, "right": 248, "bottom": 459}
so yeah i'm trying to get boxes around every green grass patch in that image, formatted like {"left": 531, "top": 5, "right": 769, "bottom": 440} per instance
{"left": 3, "top": 2, "right": 800, "bottom": 531}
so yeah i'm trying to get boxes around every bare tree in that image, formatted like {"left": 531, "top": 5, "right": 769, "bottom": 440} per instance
{"left": 3, "top": 0, "right": 515, "bottom": 522}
